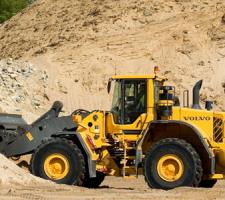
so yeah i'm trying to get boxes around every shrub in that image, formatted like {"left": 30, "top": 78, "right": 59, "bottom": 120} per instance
{"left": 0, "top": 0, "right": 31, "bottom": 23}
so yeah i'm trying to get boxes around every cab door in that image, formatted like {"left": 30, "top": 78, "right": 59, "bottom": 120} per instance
{"left": 110, "top": 79, "right": 148, "bottom": 135}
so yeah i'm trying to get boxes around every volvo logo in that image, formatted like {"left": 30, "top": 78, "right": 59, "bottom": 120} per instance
{"left": 183, "top": 116, "right": 211, "bottom": 121}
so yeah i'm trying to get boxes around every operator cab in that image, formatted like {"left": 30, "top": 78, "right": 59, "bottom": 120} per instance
{"left": 108, "top": 74, "right": 166, "bottom": 126}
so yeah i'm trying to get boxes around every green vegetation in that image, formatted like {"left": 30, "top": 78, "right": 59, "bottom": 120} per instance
{"left": 0, "top": 0, "right": 31, "bottom": 23}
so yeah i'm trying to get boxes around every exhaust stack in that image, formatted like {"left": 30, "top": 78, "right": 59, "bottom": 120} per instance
{"left": 192, "top": 80, "right": 203, "bottom": 109}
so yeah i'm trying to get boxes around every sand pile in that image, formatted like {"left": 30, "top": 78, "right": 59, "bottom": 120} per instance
{"left": 0, "top": 0, "right": 224, "bottom": 59}
{"left": 0, "top": 154, "right": 50, "bottom": 186}
{"left": 0, "top": 0, "right": 224, "bottom": 117}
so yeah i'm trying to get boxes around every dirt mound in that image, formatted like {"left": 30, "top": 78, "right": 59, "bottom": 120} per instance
{"left": 0, "top": 0, "right": 224, "bottom": 59}
{"left": 0, "top": 154, "right": 50, "bottom": 186}
{"left": 0, "top": 0, "right": 224, "bottom": 115}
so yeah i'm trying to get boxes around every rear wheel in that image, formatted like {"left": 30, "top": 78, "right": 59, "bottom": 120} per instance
{"left": 31, "top": 138, "right": 86, "bottom": 185}
{"left": 144, "top": 138, "right": 203, "bottom": 190}
{"left": 82, "top": 171, "right": 106, "bottom": 188}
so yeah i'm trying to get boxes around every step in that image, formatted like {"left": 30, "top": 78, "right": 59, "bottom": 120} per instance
{"left": 123, "top": 166, "right": 136, "bottom": 169}
{"left": 124, "top": 156, "right": 136, "bottom": 159}
{"left": 125, "top": 147, "right": 136, "bottom": 150}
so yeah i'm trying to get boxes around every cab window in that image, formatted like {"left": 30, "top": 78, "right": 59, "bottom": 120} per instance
{"left": 123, "top": 80, "right": 147, "bottom": 124}
{"left": 111, "top": 79, "right": 147, "bottom": 124}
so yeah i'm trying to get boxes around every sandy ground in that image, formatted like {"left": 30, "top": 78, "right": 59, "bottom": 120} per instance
{"left": 0, "top": 176, "right": 224, "bottom": 200}
{"left": 1, "top": 154, "right": 223, "bottom": 200}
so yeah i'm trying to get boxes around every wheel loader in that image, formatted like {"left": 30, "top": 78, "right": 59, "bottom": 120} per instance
{"left": 0, "top": 68, "right": 225, "bottom": 189}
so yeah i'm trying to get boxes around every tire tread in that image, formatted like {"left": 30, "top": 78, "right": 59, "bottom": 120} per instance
{"left": 144, "top": 138, "right": 203, "bottom": 189}
{"left": 30, "top": 137, "right": 86, "bottom": 185}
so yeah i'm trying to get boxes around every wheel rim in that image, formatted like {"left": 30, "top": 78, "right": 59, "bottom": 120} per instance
{"left": 157, "top": 154, "right": 184, "bottom": 182}
{"left": 44, "top": 153, "right": 69, "bottom": 180}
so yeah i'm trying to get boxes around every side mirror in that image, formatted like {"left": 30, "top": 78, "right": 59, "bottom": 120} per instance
{"left": 107, "top": 79, "right": 112, "bottom": 94}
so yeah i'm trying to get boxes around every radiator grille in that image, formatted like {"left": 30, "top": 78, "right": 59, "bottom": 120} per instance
{"left": 213, "top": 117, "right": 224, "bottom": 143}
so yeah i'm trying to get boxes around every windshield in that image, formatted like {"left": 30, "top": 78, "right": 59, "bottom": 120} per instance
{"left": 111, "top": 79, "right": 147, "bottom": 124}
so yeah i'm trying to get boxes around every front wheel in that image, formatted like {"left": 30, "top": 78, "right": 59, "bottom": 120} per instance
{"left": 144, "top": 138, "right": 203, "bottom": 190}
{"left": 31, "top": 138, "right": 86, "bottom": 185}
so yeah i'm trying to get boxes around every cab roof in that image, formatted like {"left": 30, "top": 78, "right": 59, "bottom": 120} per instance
{"left": 111, "top": 74, "right": 166, "bottom": 81}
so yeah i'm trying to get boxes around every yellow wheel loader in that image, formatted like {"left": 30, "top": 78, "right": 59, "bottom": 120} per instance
{"left": 0, "top": 68, "right": 225, "bottom": 189}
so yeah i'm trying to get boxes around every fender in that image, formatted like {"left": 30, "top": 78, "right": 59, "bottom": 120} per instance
{"left": 53, "top": 131, "right": 96, "bottom": 178}
{"left": 136, "top": 120, "right": 215, "bottom": 174}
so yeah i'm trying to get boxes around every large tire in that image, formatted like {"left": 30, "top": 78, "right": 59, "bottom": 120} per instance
{"left": 199, "top": 179, "right": 217, "bottom": 188}
{"left": 82, "top": 171, "right": 105, "bottom": 188}
{"left": 31, "top": 138, "right": 86, "bottom": 185}
{"left": 144, "top": 138, "right": 203, "bottom": 190}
